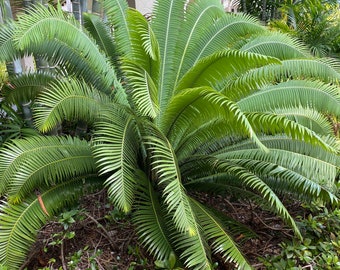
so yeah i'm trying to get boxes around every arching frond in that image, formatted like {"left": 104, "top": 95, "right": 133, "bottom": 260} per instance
{"left": 126, "top": 8, "right": 159, "bottom": 68}
{"left": 161, "top": 87, "right": 267, "bottom": 152}
{"left": 245, "top": 112, "right": 336, "bottom": 152}
{"left": 273, "top": 107, "right": 334, "bottom": 135}
{"left": 172, "top": 0, "right": 226, "bottom": 87}
{"left": 0, "top": 177, "right": 103, "bottom": 269}
{"left": 189, "top": 12, "right": 266, "bottom": 64}
{"left": 160, "top": 87, "right": 226, "bottom": 141}
{"left": 183, "top": 157, "right": 302, "bottom": 238}
{"left": 174, "top": 118, "right": 239, "bottom": 161}
{"left": 2, "top": 72, "right": 57, "bottom": 106}
{"left": 190, "top": 198, "right": 252, "bottom": 270}
{"left": 0, "top": 21, "right": 18, "bottom": 62}
{"left": 233, "top": 158, "right": 337, "bottom": 202}
{"left": 215, "top": 144, "right": 339, "bottom": 186}
{"left": 0, "top": 136, "right": 96, "bottom": 202}
{"left": 218, "top": 162, "right": 300, "bottom": 237}
{"left": 237, "top": 80, "right": 340, "bottom": 117}
{"left": 210, "top": 135, "right": 340, "bottom": 165}
{"left": 122, "top": 60, "right": 159, "bottom": 118}
{"left": 143, "top": 123, "right": 197, "bottom": 236}
{"left": 26, "top": 39, "right": 115, "bottom": 94}
{"left": 173, "top": 225, "right": 212, "bottom": 269}
{"left": 151, "top": 0, "right": 186, "bottom": 112}
{"left": 228, "top": 58, "right": 340, "bottom": 100}
{"left": 83, "top": 12, "right": 119, "bottom": 67}
{"left": 14, "top": 4, "right": 118, "bottom": 93}
{"left": 240, "top": 32, "right": 310, "bottom": 59}
{"left": 132, "top": 170, "right": 174, "bottom": 261}
{"left": 102, "top": 0, "right": 131, "bottom": 56}
{"left": 34, "top": 77, "right": 111, "bottom": 132}
{"left": 176, "top": 50, "right": 281, "bottom": 91}
{"left": 93, "top": 106, "right": 139, "bottom": 213}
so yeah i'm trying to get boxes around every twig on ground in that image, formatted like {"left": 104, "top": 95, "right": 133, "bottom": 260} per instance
{"left": 60, "top": 238, "right": 67, "bottom": 270}
{"left": 84, "top": 212, "right": 119, "bottom": 250}
{"left": 301, "top": 264, "right": 313, "bottom": 269}
{"left": 253, "top": 212, "right": 293, "bottom": 235}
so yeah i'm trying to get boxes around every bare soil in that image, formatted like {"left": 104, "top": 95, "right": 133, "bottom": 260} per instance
{"left": 23, "top": 189, "right": 306, "bottom": 270}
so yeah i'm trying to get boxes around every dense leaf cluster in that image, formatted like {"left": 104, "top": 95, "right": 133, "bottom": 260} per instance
{"left": 0, "top": 0, "right": 340, "bottom": 269}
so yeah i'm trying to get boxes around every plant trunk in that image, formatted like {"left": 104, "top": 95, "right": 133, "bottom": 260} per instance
{"left": 241, "top": 0, "right": 247, "bottom": 13}
{"left": 261, "top": 0, "right": 267, "bottom": 21}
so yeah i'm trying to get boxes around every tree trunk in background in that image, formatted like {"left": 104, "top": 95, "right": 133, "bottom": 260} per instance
{"left": 91, "top": 0, "right": 102, "bottom": 15}
{"left": 72, "top": 0, "right": 82, "bottom": 22}
{"left": 127, "top": 0, "right": 135, "bottom": 8}
{"left": 261, "top": 0, "right": 267, "bottom": 21}
{"left": 241, "top": 0, "right": 247, "bottom": 13}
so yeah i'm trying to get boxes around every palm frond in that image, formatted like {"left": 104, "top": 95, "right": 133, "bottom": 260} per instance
{"left": 25, "top": 38, "right": 118, "bottom": 95}
{"left": 2, "top": 72, "right": 57, "bottom": 105}
{"left": 240, "top": 32, "right": 310, "bottom": 59}
{"left": 34, "top": 77, "right": 111, "bottom": 132}
{"left": 174, "top": 118, "right": 238, "bottom": 161}
{"left": 211, "top": 135, "right": 340, "bottom": 165}
{"left": 0, "top": 20, "right": 18, "bottom": 62}
{"left": 0, "top": 176, "right": 103, "bottom": 269}
{"left": 228, "top": 58, "right": 340, "bottom": 100}
{"left": 143, "top": 124, "right": 197, "bottom": 236}
{"left": 132, "top": 170, "right": 174, "bottom": 261}
{"left": 237, "top": 80, "right": 340, "bottom": 117}
{"left": 185, "top": 168, "right": 326, "bottom": 228}
{"left": 151, "top": 0, "right": 186, "bottom": 111}
{"left": 0, "top": 103, "right": 39, "bottom": 144}
{"left": 181, "top": 157, "right": 279, "bottom": 205}
{"left": 189, "top": 12, "right": 265, "bottom": 64}
{"left": 173, "top": 226, "right": 212, "bottom": 269}
{"left": 122, "top": 60, "right": 159, "bottom": 118}
{"left": 245, "top": 112, "right": 336, "bottom": 152}
{"left": 83, "top": 12, "right": 119, "bottom": 68}
{"left": 273, "top": 107, "right": 334, "bottom": 135}
{"left": 190, "top": 157, "right": 301, "bottom": 238}
{"left": 190, "top": 198, "right": 252, "bottom": 270}
{"left": 93, "top": 106, "right": 139, "bottom": 213}
{"left": 203, "top": 90, "right": 267, "bottom": 152}
{"left": 102, "top": 0, "right": 131, "bottom": 57}
{"left": 232, "top": 158, "right": 337, "bottom": 202}
{"left": 25, "top": 39, "right": 113, "bottom": 94}
{"left": 176, "top": 50, "right": 281, "bottom": 92}
{"left": 215, "top": 143, "right": 339, "bottom": 187}
{"left": 0, "top": 136, "right": 96, "bottom": 203}
{"left": 172, "top": 0, "right": 225, "bottom": 87}
{"left": 126, "top": 8, "right": 159, "bottom": 67}
{"left": 160, "top": 87, "right": 267, "bottom": 152}
{"left": 160, "top": 87, "right": 226, "bottom": 142}
{"left": 14, "top": 4, "right": 118, "bottom": 93}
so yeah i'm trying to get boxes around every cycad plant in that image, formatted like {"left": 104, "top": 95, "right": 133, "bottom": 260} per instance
{"left": 0, "top": 0, "right": 340, "bottom": 269}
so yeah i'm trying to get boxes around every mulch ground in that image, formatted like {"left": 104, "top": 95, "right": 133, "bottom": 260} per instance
{"left": 23, "top": 189, "right": 307, "bottom": 270}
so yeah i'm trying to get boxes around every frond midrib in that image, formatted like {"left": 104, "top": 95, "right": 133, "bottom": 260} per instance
{"left": 242, "top": 40, "right": 307, "bottom": 54}
{"left": 216, "top": 148, "right": 340, "bottom": 171}
{"left": 158, "top": 0, "right": 175, "bottom": 108}
{"left": 173, "top": 3, "right": 222, "bottom": 87}
{"left": 190, "top": 198, "right": 249, "bottom": 268}
{"left": 239, "top": 84, "right": 340, "bottom": 110}
{"left": 3, "top": 177, "right": 76, "bottom": 264}
{"left": 194, "top": 20, "right": 262, "bottom": 63}
{"left": 18, "top": 17, "right": 99, "bottom": 57}
{"left": 10, "top": 154, "right": 93, "bottom": 194}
